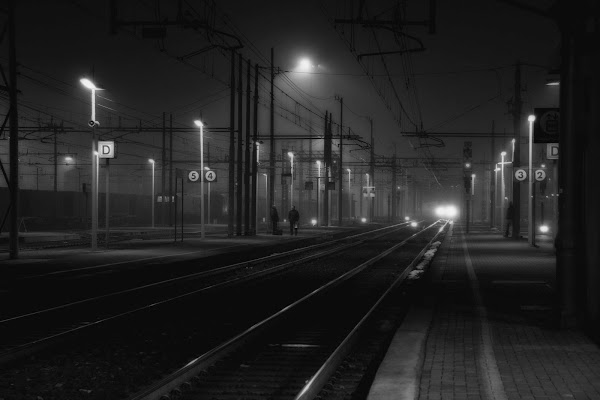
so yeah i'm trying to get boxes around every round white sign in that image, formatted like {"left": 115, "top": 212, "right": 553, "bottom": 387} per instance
{"left": 534, "top": 169, "right": 546, "bottom": 181}
{"left": 514, "top": 169, "right": 527, "bottom": 181}
{"left": 188, "top": 170, "right": 200, "bottom": 182}
{"left": 205, "top": 170, "right": 217, "bottom": 182}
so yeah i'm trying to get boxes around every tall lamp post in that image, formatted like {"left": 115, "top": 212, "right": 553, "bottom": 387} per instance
{"left": 205, "top": 166, "right": 211, "bottom": 225}
{"left": 149, "top": 159, "right": 155, "bottom": 228}
{"left": 347, "top": 168, "right": 352, "bottom": 220}
{"left": 366, "top": 173, "right": 370, "bottom": 221}
{"left": 194, "top": 120, "right": 205, "bottom": 239}
{"left": 316, "top": 161, "right": 321, "bottom": 226}
{"left": 528, "top": 114, "right": 536, "bottom": 246}
{"left": 80, "top": 78, "right": 101, "bottom": 251}
{"left": 471, "top": 173, "right": 476, "bottom": 224}
{"left": 501, "top": 151, "right": 507, "bottom": 233}
{"left": 288, "top": 152, "right": 294, "bottom": 208}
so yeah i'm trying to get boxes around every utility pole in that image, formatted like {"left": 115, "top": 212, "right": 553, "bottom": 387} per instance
{"left": 511, "top": 62, "right": 522, "bottom": 240}
{"left": 251, "top": 63, "right": 259, "bottom": 235}
{"left": 324, "top": 111, "right": 331, "bottom": 226}
{"left": 236, "top": 54, "right": 243, "bottom": 236}
{"left": 490, "top": 120, "right": 495, "bottom": 228}
{"left": 8, "top": 0, "right": 19, "bottom": 259}
{"left": 54, "top": 125, "right": 58, "bottom": 192}
{"left": 337, "top": 96, "right": 343, "bottom": 226}
{"left": 369, "top": 118, "right": 375, "bottom": 221}
{"left": 392, "top": 144, "right": 397, "bottom": 222}
{"left": 228, "top": 49, "right": 235, "bottom": 237}
{"left": 169, "top": 114, "right": 173, "bottom": 226}
{"left": 269, "top": 48, "right": 275, "bottom": 218}
{"left": 162, "top": 112, "right": 166, "bottom": 225}
{"left": 244, "top": 58, "right": 251, "bottom": 235}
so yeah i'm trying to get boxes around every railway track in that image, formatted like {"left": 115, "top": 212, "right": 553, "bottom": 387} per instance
{"left": 0, "top": 223, "right": 408, "bottom": 364}
{"left": 0, "top": 220, "right": 447, "bottom": 400}
{"left": 131, "top": 220, "right": 448, "bottom": 400}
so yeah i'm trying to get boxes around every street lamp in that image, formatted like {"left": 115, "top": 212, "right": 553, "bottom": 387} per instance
{"left": 288, "top": 152, "right": 294, "bottom": 208}
{"left": 528, "top": 114, "right": 536, "bottom": 246}
{"left": 501, "top": 151, "right": 507, "bottom": 233}
{"left": 194, "top": 120, "right": 205, "bottom": 239}
{"left": 80, "top": 77, "right": 101, "bottom": 250}
{"left": 471, "top": 173, "right": 475, "bottom": 196}
{"left": 316, "top": 160, "right": 321, "bottom": 227}
{"left": 149, "top": 159, "right": 155, "bottom": 228}
{"left": 205, "top": 166, "right": 211, "bottom": 225}
{"left": 347, "top": 169, "right": 352, "bottom": 220}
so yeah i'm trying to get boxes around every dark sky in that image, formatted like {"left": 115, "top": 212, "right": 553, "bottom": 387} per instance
{"left": 4, "top": 0, "right": 560, "bottom": 188}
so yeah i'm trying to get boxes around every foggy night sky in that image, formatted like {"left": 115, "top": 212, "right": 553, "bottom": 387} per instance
{"left": 3, "top": 0, "right": 560, "bottom": 188}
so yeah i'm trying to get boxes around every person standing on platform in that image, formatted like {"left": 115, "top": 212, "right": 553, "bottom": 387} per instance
{"left": 504, "top": 201, "right": 514, "bottom": 237}
{"left": 288, "top": 205, "right": 300, "bottom": 236}
{"left": 270, "top": 205, "right": 279, "bottom": 234}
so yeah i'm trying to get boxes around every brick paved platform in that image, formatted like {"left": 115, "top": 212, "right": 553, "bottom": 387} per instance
{"left": 369, "top": 222, "right": 600, "bottom": 400}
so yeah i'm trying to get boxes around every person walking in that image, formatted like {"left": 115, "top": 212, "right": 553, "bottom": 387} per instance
{"left": 504, "top": 201, "right": 514, "bottom": 237}
{"left": 270, "top": 205, "right": 279, "bottom": 234}
{"left": 288, "top": 205, "right": 300, "bottom": 236}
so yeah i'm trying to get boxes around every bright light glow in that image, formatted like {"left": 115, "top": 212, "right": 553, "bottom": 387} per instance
{"left": 205, "top": 166, "right": 210, "bottom": 170}
{"left": 501, "top": 151, "right": 507, "bottom": 156}
{"left": 471, "top": 173, "right": 475, "bottom": 178}
{"left": 528, "top": 115, "right": 536, "bottom": 123}
{"left": 511, "top": 138, "right": 515, "bottom": 143}
{"left": 316, "top": 160, "right": 321, "bottom": 166}
{"left": 435, "top": 205, "right": 458, "bottom": 219}
{"left": 298, "top": 58, "right": 312, "bottom": 72}
{"left": 311, "top": 219, "right": 317, "bottom": 226}
{"left": 541, "top": 164, "right": 546, "bottom": 168}
{"left": 405, "top": 216, "right": 410, "bottom": 221}
{"left": 94, "top": 151, "right": 98, "bottom": 156}
{"left": 288, "top": 152, "right": 294, "bottom": 158}
{"left": 494, "top": 168, "right": 500, "bottom": 172}
{"left": 546, "top": 81, "right": 560, "bottom": 86}
{"left": 80, "top": 78, "right": 98, "bottom": 90}
{"left": 194, "top": 120, "right": 203, "bottom": 127}
{"left": 361, "top": 217, "right": 367, "bottom": 223}
{"left": 465, "top": 162, "right": 471, "bottom": 168}
{"left": 65, "top": 156, "right": 73, "bottom": 162}
{"left": 148, "top": 159, "right": 155, "bottom": 164}
{"left": 539, "top": 225, "right": 550, "bottom": 233}
{"left": 347, "top": 168, "right": 351, "bottom": 172}
{"left": 411, "top": 221, "right": 418, "bottom": 227}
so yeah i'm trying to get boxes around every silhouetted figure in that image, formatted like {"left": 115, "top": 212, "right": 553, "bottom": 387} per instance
{"left": 288, "top": 205, "right": 300, "bottom": 236}
{"left": 505, "top": 201, "right": 514, "bottom": 237}
{"left": 270, "top": 205, "right": 279, "bottom": 234}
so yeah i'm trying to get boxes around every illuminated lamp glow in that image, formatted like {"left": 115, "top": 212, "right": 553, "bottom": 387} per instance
{"left": 311, "top": 219, "right": 317, "bottom": 226}
{"left": 539, "top": 225, "right": 550, "bottom": 233}
{"left": 404, "top": 216, "right": 410, "bottom": 221}
{"left": 410, "top": 221, "right": 418, "bottom": 228}
{"left": 361, "top": 217, "right": 367, "bottom": 223}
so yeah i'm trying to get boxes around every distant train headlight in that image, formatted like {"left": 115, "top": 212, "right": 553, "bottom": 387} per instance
{"left": 404, "top": 216, "right": 410, "bottom": 221}
{"left": 410, "top": 221, "right": 418, "bottom": 228}
{"left": 539, "top": 225, "right": 549, "bottom": 233}
{"left": 435, "top": 206, "right": 444, "bottom": 217}
{"left": 361, "top": 217, "right": 367, "bottom": 223}
{"left": 311, "top": 219, "right": 317, "bottom": 226}
{"left": 446, "top": 205, "right": 458, "bottom": 218}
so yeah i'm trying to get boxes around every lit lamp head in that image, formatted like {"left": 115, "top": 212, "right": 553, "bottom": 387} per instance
{"left": 204, "top": 166, "right": 210, "bottom": 170}
{"left": 148, "top": 158, "right": 155, "bottom": 164}
{"left": 528, "top": 115, "right": 536, "bottom": 123}
{"left": 194, "top": 120, "right": 204, "bottom": 128}
{"left": 347, "top": 168, "right": 351, "bottom": 173}
{"left": 501, "top": 151, "right": 507, "bottom": 157}
{"left": 80, "top": 78, "right": 100, "bottom": 90}
{"left": 288, "top": 152, "right": 294, "bottom": 159}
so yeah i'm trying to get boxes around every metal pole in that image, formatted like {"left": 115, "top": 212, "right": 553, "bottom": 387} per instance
{"left": 200, "top": 123, "right": 205, "bottom": 239}
{"left": 8, "top": 0, "right": 19, "bottom": 259}
{"left": 347, "top": 169, "right": 351, "bottom": 219}
{"left": 105, "top": 159, "right": 109, "bottom": 249}
{"left": 264, "top": 174, "right": 268, "bottom": 231}
{"left": 269, "top": 47, "right": 275, "bottom": 213}
{"left": 228, "top": 49, "right": 235, "bottom": 237}
{"left": 208, "top": 181, "right": 211, "bottom": 225}
{"left": 317, "top": 161, "right": 321, "bottom": 226}
{"left": 237, "top": 54, "right": 243, "bottom": 236}
{"left": 338, "top": 97, "right": 343, "bottom": 226}
{"left": 290, "top": 154, "right": 294, "bottom": 208}
{"left": 151, "top": 161, "right": 155, "bottom": 228}
{"left": 501, "top": 152, "right": 506, "bottom": 233}
{"left": 528, "top": 116, "right": 535, "bottom": 246}
{"left": 91, "top": 89, "right": 98, "bottom": 251}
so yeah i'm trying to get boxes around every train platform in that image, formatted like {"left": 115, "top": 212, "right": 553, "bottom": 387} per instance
{"left": 0, "top": 223, "right": 352, "bottom": 269}
{"left": 369, "top": 223, "right": 600, "bottom": 400}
